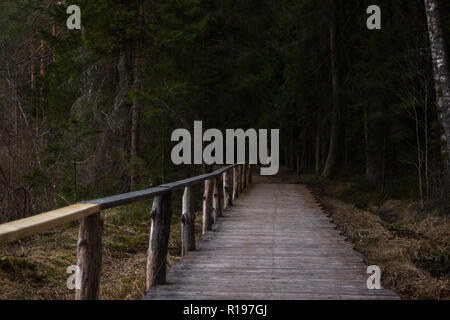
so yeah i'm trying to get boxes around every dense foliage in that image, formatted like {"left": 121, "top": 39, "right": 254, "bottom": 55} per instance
{"left": 0, "top": 0, "right": 449, "bottom": 221}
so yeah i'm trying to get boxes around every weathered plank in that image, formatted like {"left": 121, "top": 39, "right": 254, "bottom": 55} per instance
{"left": 0, "top": 203, "right": 100, "bottom": 244}
{"left": 144, "top": 177, "right": 399, "bottom": 300}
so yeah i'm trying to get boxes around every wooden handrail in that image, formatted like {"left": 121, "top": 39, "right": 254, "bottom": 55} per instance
{"left": 82, "top": 165, "right": 236, "bottom": 209}
{"left": 0, "top": 164, "right": 238, "bottom": 244}
{"left": 0, "top": 204, "right": 100, "bottom": 244}
{"left": 0, "top": 163, "right": 254, "bottom": 300}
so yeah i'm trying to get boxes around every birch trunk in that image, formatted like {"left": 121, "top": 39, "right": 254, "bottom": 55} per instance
{"left": 424, "top": 0, "right": 450, "bottom": 162}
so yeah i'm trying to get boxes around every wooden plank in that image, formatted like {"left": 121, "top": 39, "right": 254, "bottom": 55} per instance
{"left": 144, "top": 178, "right": 399, "bottom": 300}
{"left": 0, "top": 203, "right": 100, "bottom": 244}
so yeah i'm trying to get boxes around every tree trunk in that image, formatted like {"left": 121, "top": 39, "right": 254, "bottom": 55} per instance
{"left": 315, "top": 110, "right": 321, "bottom": 174}
{"left": 424, "top": 0, "right": 450, "bottom": 163}
{"left": 30, "top": 43, "right": 35, "bottom": 90}
{"left": 364, "top": 104, "right": 377, "bottom": 183}
{"left": 52, "top": 24, "right": 56, "bottom": 63}
{"left": 40, "top": 40, "right": 45, "bottom": 76}
{"left": 290, "top": 131, "right": 295, "bottom": 171}
{"left": 322, "top": 0, "right": 340, "bottom": 178}
{"left": 130, "top": 0, "right": 143, "bottom": 190}
{"left": 284, "top": 131, "right": 289, "bottom": 169}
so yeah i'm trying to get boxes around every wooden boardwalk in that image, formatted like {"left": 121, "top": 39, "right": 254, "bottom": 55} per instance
{"left": 143, "top": 176, "right": 399, "bottom": 300}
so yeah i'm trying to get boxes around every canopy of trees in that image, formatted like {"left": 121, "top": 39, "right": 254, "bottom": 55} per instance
{"left": 0, "top": 0, "right": 449, "bottom": 222}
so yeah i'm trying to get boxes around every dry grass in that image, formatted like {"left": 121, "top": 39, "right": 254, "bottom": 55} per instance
{"left": 294, "top": 172, "right": 450, "bottom": 299}
{"left": 317, "top": 194, "right": 450, "bottom": 299}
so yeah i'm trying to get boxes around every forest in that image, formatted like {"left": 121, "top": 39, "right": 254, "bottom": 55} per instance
{"left": 0, "top": 0, "right": 449, "bottom": 299}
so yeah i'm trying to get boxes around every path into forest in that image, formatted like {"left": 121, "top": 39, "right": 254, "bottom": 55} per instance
{"left": 143, "top": 175, "right": 399, "bottom": 300}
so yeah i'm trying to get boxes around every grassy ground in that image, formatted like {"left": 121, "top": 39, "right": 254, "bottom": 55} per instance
{"left": 298, "top": 173, "right": 450, "bottom": 300}
{"left": 0, "top": 196, "right": 205, "bottom": 300}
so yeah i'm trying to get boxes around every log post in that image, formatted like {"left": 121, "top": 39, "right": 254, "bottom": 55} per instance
{"left": 242, "top": 163, "right": 247, "bottom": 189}
{"left": 202, "top": 179, "right": 214, "bottom": 234}
{"left": 75, "top": 211, "right": 103, "bottom": 300}
{"left": 218, "top": 175, "right": 224, "bottom": 216}
{"left": 146, "top": 192, "right": 172, "bottom": 290}
{"left": 229, "top": 169, "right": 234, "bottom": 203}
{"left": 233, "top": 166, "right": 239, "bottom": 200}
{"left": 213, "top": 176, "right": 222, "bottom": 222}
{"left": 239, "top": 164, "right": 244, "bottom": 192}
{"left": 248, "top": 164, "right": 253, "bottom": 184}
{"left": 223, "top": 171, "right": 232, "bottom": 208}
{"left": 181, "top": 186, "right": 195, "bottom": 256}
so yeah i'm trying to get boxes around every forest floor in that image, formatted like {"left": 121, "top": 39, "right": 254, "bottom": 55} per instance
{"left": 1, "top": 172, "right": 449, "bottom": 300}
{"left": 297, "top": 173, "right": 450, "bottom": 300}
{"left": 0, "top": 199, "right": 199, "bottom": 300}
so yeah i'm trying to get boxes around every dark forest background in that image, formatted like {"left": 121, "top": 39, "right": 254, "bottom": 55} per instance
{"left": 0, "top": 0, "right": 449, "bottom": 223}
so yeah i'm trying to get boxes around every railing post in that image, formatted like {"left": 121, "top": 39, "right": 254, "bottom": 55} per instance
{"left": 202, "top": 178, "right": 214, "bottom": 234}
{"left": 181, "top": 186, "right": 195, "bottom": 256}
{"left": 229, "top": 169, "right": 234, "bottom": 204}
{"left": 223, "top": 170, "right": 232, "bottom": 208}
{"left": 146, "top": 192, "right": 172, "bottom": 290}
{"left": 75, "top": 210, "right": 103, "bottom": 300}
{"left": 218, "top": 174, "right": 224, "bottom": 215}
{"left": 242, "top": 163, "right": 247, "bottom": 189}
{"left": 239, "top": 164, "right": 244, "bottom": 192}
{"left": 233, "top": 166, "right": 239, "bottom": 200}
{"left": 213, "top": 175, "right": 222, "bottom": 222}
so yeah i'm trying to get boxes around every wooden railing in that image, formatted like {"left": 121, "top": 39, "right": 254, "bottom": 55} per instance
{"left": 0, "top": 163, "right": 254, "bottom": 299}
